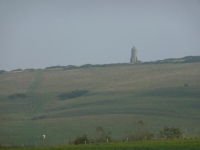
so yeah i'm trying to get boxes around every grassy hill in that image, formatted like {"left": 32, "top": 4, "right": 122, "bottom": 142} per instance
{"left": 0, "top": 58, "right": 200, "bottom": 146}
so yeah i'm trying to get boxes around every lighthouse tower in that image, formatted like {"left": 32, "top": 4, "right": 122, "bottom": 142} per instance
{"left": 130, "top": 46, "right": 137, "bottom": 63}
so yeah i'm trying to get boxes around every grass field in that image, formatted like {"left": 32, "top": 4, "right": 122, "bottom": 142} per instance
{"left": 0, "top": 62, "right": 200, "bottom": 146}
{"left": 1, "top": 139, "right": 200, "bottom": 150}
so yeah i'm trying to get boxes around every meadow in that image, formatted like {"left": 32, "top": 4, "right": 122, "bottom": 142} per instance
{"left": 1, "top": 139, "right": 200, "bottom": 150}
{"left": 0, "top": 61, "right": 200, "bottom": 146}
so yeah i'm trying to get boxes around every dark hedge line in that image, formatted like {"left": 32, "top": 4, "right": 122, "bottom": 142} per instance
{"left": 8, "top": 93, "right": 27, "bottom": 99}
{"left": 58, "top": 90, "right": 89, "bottom": 100}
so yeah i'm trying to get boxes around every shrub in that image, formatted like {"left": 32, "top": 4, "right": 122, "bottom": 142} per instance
{"left": 45, "top": 65, "right": 64, "bottom": 70}
{"left": 95, "top": 126, "right": 112, "bottom": 143}
{"left": 128, "top": 120, "right": 154, "bottom": 141}
{"left": 25, "top": 68, "right": 35, "bottom": 71}
{"left": 58, "top": 90, "right": 89, "bottom": 100}
{"left": 8, "top": 93, "right": 27, "bottom": 99}
{"left": 160, "top": 127, "right": 182, "bottom": 139}
{"left": 11, "top": 69, "right": 22, "bottom": 72}
{"left": 74, "top": 134, "right": 89, "bottom": 145}
{"left": 183, "top": 56, "right": 200, "bottom": 63}
{"left": 63, "top": 65, "right": 78, "bottom": 70}
{"left": 0, "top": 70, "right": 6, "bottom": 74}
{"left": 129, "top": 130, "right": 154, "bottom": 141}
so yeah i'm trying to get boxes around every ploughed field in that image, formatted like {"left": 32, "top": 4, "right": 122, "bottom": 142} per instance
{"left": 0, "top": 62, "right": 200, "bottom": 146}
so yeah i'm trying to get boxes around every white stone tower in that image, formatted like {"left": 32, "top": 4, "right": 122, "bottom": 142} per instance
{"left": 130, "top": 46, "right": 137, "bottom": 63}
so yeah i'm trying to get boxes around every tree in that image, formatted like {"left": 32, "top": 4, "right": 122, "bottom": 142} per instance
{"left": 0, "top": 70, "right": 5, "bottom": 74}
{"left": 74, "top": 134, "right": 89, "bottom": 145}
{"left": 127, "top": 120, "right": 154, "bottom": 141}
{"left": 160, "top": 127, "right": 182, "bottom": 139}
{"left": 96, "top": 126, "right": 111, "bottom": 143}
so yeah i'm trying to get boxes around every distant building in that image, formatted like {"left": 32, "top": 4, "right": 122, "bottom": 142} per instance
{"left": 130, "top": 46, "right": 137, "bottom": 63}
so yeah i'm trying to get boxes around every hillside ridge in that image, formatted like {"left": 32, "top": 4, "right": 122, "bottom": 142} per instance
{"left": 0, "top": 56, "right": 200, "bottom": 145}
{"left": 1, "top": 55, "right": 200, "bottom": 73}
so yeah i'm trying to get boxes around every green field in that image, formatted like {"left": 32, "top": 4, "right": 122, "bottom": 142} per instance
{"left": 1, "top": 139, "right": 200, "bottom": 150}
{"left": 0, "top": 61, "right": 200, "bottom": 146}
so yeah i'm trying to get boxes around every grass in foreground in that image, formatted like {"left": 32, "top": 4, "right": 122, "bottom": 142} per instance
{"left": 1, "top": 138, "right": 200, "bottom": 150}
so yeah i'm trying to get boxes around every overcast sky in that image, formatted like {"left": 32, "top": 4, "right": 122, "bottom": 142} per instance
{"left": 0, "top": 0, "right": 200, "bottom": 71}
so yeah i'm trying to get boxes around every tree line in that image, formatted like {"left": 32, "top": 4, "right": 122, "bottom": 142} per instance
{"left": 73, "top": 120, "right": 182, "bottom": 145}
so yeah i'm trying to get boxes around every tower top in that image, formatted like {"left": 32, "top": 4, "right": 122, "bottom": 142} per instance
{"left": 132, "top": 46, "right": 137, "bottom": 51}
{"left": 130, "top": 46, "right": 137, "bottom": 63}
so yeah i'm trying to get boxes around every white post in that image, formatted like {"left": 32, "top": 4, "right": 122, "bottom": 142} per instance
{"left": 127, "top": 137, "right": 128, "bottom": 142}
{"left": 107, "top": 139, "right": 108, "bottom": 143}
{"left": 85, "top": 141, "right": 86, "bottom": 145}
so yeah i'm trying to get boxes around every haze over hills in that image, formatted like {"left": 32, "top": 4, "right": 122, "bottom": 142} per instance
{"left": 1, "top": 0, "right": 200, "bottom": 72}
{"left": 0, "top": 56, "right": 200, "bottom": 146}
{"left": 1, "top": 0, "right": 199, "bottom": 146}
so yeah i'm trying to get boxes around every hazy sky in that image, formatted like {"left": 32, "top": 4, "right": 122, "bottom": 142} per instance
{"left": 0, "top": 0, "right": 200, "bottom": 71}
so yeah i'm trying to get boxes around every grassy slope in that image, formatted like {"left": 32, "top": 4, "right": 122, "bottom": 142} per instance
{"left": 0, "top": 62, "right": 200, "bottom": 146}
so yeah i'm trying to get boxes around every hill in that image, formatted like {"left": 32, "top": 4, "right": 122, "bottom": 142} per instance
{"left": 152, "top": 56, "right": 200, "bottom": 64}
{"left": 0, "top": 57, "right": 200, "bottom": 146}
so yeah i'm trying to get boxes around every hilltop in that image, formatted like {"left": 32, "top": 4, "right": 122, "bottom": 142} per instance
{"left": 1, "top": 56, "right": 199, "bottom": 73}
{"left": 0, "top": 56, "right": 200, "bottom": 146}
{"left": 152, "top": 56, "right": 200, "bottom": 64}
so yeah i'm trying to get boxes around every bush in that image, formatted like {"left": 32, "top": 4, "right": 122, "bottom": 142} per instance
{"left": 160, "top": 127, "right": 182, "bottom": 139}
{"left": 0, "top": 70, "right": 6, "bottom": 74}
{"left": 11, "top": 69, "right": 22, "bottom": 72}
{"left": 8, "top": 93, "right": 27, "bottom": 99}
{"left": 58, "top": 90, "right": 89, "bottom": 100}
{"left": 183, "top": 56, "right": 200, "bottom": 63}
{"left": 95, "top": 126, "right": 112, "bottom": 143}
{"left": 45, "top": 65, "right": 64, "bottom": 70}
{"left": 63, "top": 65, "right": 78, "bottom": 70}
{"left": 129, "top": 130, "right": 154, "bottom": 141}
{"left": 74, "top": 135, "right": 89, "bottom": 145}
{"left": 25, "top": 68, "right": 35, "bottom": 71}
{"left": 128, "top": 120, "right": 154, "bottom": 141}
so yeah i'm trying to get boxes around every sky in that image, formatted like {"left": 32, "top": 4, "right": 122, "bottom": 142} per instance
{"left": 0, "top": 0, "right": 200, "bottom": 71}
